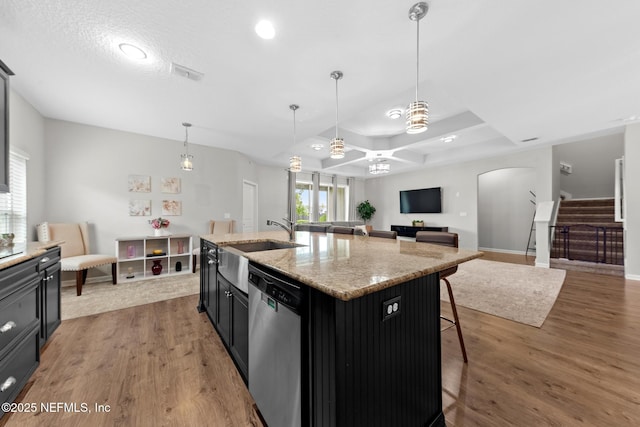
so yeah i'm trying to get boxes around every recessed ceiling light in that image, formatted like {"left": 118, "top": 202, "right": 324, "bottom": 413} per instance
{"left": 118, "top": 43, "right": 147, "bottom": 60}
{"left": 386, "top": 108, "right": 403, "bottom": 119}
{"left": 440, "top": 135, "right": 457, "bottom": 143}
{"left": 311, "top": 143, "right": 324, "bottom": 151}
{"left": 255, "top": 20, "right": 276, "bottom": 39}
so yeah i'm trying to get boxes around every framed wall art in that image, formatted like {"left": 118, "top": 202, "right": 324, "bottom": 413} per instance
{"left": 161, "top": 177, "right": 181, "bottom": 194}
{"left": 129, "top": 200, "right": 151, "bottom": 216}
{"left": 162, "top": 200, "right": 182, "bottom": 216}
{"left": 128, "top": 175, "right": 151, "bottom": 192}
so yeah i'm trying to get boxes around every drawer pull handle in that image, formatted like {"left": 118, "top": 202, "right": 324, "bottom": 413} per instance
{"left": 40, "top": 257, "right": 50, "bottom": 263}
{"left": 1, "top": 376, "right": 16, "bottom": 392}
{"left": 0, "top": 321, "right": 16, "bottom": 334}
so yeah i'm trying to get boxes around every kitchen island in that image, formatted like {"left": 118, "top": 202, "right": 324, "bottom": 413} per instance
{"left": 199, "top": 230, "right": 482, "bottom": 427}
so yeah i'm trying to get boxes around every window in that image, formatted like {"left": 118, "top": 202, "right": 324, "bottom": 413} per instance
{"left": 295, "top": 182, "right": 312, "bottom": 222}
{"left": 295, "top": 175, "right": 350, "bottom": 223}
{"left": 0, "top": 151, "right": 28, "bottom": 243}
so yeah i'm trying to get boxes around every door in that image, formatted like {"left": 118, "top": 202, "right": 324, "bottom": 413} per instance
{"left": 242, "top": 180, "right": 258, "bottom": 233}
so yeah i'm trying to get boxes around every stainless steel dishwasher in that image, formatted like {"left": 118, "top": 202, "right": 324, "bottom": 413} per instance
{"left": 248, "top": 263, "right": 304, "bottom": 427}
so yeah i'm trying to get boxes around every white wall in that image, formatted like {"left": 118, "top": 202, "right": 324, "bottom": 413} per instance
{"left": 257, "top": 164, "right": 289, "bottom": 230}
{"left": 364, "top": 147, "right": 553, "bottom": 250}
{"left": 624, "top": 124, "right": 640, "bottom": 279}
{"left": 41, "top": 119, "right": 287, "bottom": 278}
{"left": 478, "top": 168, "right": 536, "bottom": 253}
{"left": 554, "top": 133, "right": 624, "bottom": 199}
{"left": 9, "top": 89, "right": 46, "bottom": 233}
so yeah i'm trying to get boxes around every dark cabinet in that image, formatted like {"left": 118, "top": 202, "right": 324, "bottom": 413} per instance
{"left": 391, "top": 225, "right": 449, "bottom": 237}
{"left": 37, "top": 247, "right": 61, "bottom": 347}
{"left": 229, "top": 284, "right": 248, "bottom": 379}
{"left": 1, "top": 245, "right": 61, "bottom": 418}
{"left": 217, "top": 273, "right": 248, "bottom": 381}
{"left": 198, "top": 240, "right": 217, "bottom": 315}
{"left": 217, "top": 274, "right": 231, "bottom": 342}
{"left": 200, "top": 241, "right": 219, "bottom": 324}
{"left": 199, "top": 239, "right": 248, "bottom": 382}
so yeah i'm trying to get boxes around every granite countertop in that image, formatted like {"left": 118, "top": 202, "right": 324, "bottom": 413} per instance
{"left": 201, "top": 231, "right": 482, "bottom": 301}
{"left": 0, "top": 241, "right": 64, "bottom": 271}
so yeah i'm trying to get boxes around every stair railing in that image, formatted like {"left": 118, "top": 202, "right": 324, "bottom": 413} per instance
{"left": 550, "top": 225, "right": 624, "bottom": 265}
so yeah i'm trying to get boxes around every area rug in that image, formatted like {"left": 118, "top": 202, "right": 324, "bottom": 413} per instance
{"left": 61, "top": 274, "right": 200, "bottom": 320}
{"left": 442, "top": 259, "right": 566, "bottom": 327}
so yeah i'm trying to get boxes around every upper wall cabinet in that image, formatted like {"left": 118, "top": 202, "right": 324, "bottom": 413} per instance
{"left": 0, "top": 59, "right": 14, "bottom": 193}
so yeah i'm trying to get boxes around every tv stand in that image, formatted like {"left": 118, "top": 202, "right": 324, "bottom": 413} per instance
{"left": 391, "top": 225, "right": 449, "bottom": 238}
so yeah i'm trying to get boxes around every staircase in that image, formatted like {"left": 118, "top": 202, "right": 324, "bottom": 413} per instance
{"left": 550, "top": 198, "right": 624, "bottom": 276}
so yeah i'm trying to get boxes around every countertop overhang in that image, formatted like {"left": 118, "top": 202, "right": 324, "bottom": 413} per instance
{"left": 0, "top": 241, "right": 64, "bottom": 271}
{"left": 201, "top": 231, "right": 483, "bottom": 301}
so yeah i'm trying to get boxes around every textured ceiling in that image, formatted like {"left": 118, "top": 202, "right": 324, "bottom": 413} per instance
{"left": 1, "top": 0, "right": 639, "bottom": 177}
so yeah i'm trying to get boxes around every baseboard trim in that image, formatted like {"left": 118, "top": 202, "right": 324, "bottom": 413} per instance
{"left": 625, "top": 273, "right": 640, "bottom": 281}
{"left": 61, "top": 274, "right": 113, "bottom": 287}
{"left": 478, "top": 247, "right": 530, "bottom": 256}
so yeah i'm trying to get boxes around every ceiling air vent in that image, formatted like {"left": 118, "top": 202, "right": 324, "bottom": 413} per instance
{"left": 520, "top": 137, "right": 539, "bottom": 143}
{"left": 170, "top": 62, "right": 204, "bottom": 82}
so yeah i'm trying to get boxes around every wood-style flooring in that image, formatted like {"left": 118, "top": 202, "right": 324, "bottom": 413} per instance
{"left": 3, "top": 252, "right": 640, "bottom": 426}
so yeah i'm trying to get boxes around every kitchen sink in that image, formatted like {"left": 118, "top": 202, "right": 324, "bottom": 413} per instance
{"left": 227, "top": 240, "right": 305, "bottom": 253}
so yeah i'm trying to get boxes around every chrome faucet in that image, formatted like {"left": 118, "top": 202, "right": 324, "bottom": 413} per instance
{"left": 267, "top": 218, "right": 295, "bottom": 241}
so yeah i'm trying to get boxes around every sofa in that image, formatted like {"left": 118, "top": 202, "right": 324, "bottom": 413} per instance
{"left": 295, "top": 221, "right": 365, "bottom": 234}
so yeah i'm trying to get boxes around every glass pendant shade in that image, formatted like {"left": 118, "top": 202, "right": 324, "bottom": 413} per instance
{"left": 406, "top": 100, "right": 429, "bottom": 134}
{"left": 289, "top": 155, "right": 301, "bottom": 172}
{"left": 369, "top": 163, "right": 390, "bottom": 175}
{"left": 330, "top": 138, "right": 345, "bottom": 159}
{"left": 289, "top": 104, "right": 302, "bottom": 172}
{"left": 180, "top": 154, "right": 193, "bottom": 171}
{"left": 180, "top": 122, "right": 193, "bottom": 171}
{"left": 329, "top": 71, "right": 345, "bottom": 159}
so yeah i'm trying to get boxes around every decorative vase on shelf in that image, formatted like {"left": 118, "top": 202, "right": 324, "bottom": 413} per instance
{"left": 150, "top": 217, "right": 171, "bottom": 237}
{"left": 151, "top": 260, "right": 163, "bottom": 275}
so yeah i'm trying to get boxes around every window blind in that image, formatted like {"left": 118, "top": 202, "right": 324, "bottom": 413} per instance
{"left": 0, "top": 151, "right": 28, "bottom": 243}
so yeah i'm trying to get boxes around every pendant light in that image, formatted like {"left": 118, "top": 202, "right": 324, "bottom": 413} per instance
{"left": 289, "top": 104, "right": 302, "bottom": 172}
{"left": 329, "top": 70, "right": 345, "bottom": 159}
{"left": 369, "top": 161, "right": 390, "bottom": 175}
{"left": 406, "top": 2, "right": 429, "bottom": 134}
{"left": 180, "top": 122, "right": 193, "bottom": 171}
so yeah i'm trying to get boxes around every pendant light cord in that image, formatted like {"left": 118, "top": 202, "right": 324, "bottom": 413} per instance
{"left": 415, "top": 17, "right": 420, "bottom": 102}
{"left": 335, "top": 77, "right": 339, "bottom": 139}
{"left": 184, "top": 126, "right": 189, "bottom": 155}
{"left": 293, "top": 108, "right": 297, "bottom": 145}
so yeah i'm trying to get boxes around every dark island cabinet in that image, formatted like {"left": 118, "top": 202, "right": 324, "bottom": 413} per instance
{"left": 217, "top": 274, "right": 248, "bottom": 380}
{"left": 199, "top": 240, "right": 219, "bottom": 325}
{"left": 199, "top": 239, "right": 248, "bottom": 382}
{"left": 307, "top": 272, "right": 445, "bottom": 427}
{"left": 38, "top": 247, "right": 61, "bottom": 347}
{"left": 1, "top": 245, "right": 61, "bottom": 419}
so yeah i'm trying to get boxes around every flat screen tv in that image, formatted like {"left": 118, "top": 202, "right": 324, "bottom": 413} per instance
{"left": 400, "top": 187, "right": 442, "bottom": 213}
